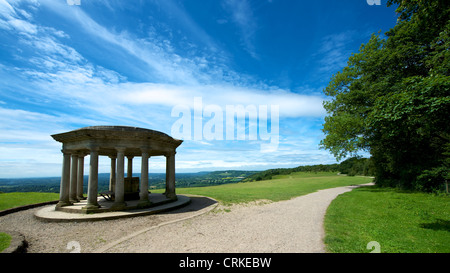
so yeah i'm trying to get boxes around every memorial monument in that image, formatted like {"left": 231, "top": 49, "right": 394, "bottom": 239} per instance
{"left": 51, "top": 126, "right": 183, "bottom": 213}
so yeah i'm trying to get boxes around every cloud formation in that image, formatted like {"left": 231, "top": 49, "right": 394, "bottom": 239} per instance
{"left": 0, "top": 0, "right": 394, "bottom": 177}
{"left": 222, "top": 0, "right": 259, "bottom": 59}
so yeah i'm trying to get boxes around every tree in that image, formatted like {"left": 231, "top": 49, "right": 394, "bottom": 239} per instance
{"left": 320, "top": 0, "right": 450, "bottom": 191}
{"left": 338, "top": 157, "right": 375, "bottom": 177}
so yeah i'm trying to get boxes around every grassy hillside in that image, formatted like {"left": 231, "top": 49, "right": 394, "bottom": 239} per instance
{"left": 1, "top": 172, "right": 368, "bottom": 252}
{"left": 243, "top": 157, "right": 374, "bottom": 182}
{"left": 156, "top": 171, "right": 373, "bottom": 204}
{"left": 0, "top": 172, "right": 369, "bottom": 210}
{"left": 0, "top": 158, "right": 372, "bottom": 193}
{"left": 2, "top": 172, "right": 447, "bottom": 253}
{"left": 0, "top": 192, "right": 59, "bottom": 211}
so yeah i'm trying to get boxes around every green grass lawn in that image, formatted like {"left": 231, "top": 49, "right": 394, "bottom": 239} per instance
{"left": 156, "top": 172, "right": 373, "bottom": 204}
{"left": 0, "top": 192, "right": 59, "bottom": 251}
{"left": 0, "top": 232, "right": 12, "bottom": 252}
{"left": 324, "top": 186, "right": 450, "bottom": 253}
{"left": 0, "top": 172, "right": 369, "bottom": 251}
{"left": 2, "top": 173, "right": 447, "bottom": 253}
{"left": 0, "top": 192, "right": 59, "bottom": 211}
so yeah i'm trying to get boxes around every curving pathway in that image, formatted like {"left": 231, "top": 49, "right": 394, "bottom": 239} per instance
{"left": 100, "top": 183, "right": 374, "bottom": 253}
{"left": 0, "top": 183, "right": 372, "bottom": 253}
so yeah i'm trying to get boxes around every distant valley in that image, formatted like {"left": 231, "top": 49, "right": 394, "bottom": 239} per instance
{"left": 0, "top": 157, "right": 373, "bottom": 194}
{"left": 0, "top": 170, "right": 259, "bottom": 193}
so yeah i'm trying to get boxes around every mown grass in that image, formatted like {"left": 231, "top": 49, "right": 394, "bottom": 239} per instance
{"left": 2, "top": 174, "right": 447, "bottom": 253}
{"left": 0, "top": 173, "right": 369, "bottom": 251}
{"left": 0, "top": 232, "right": 11, "bottom": 252}
{"left": 324, "top": 186, "right": 450, "bottom": 253}
{"left": 155, "top": 172, "right": 373, "bottom": 205}
{"left": 0, "top": 192, "right": 59, "bottom": 211}
{"left": 0, "top": 192, "right": 59, "bottom": 251}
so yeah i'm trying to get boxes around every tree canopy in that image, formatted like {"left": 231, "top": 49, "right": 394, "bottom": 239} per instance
{"left": 320, "top": 0, "right": 449, "bottom": 192}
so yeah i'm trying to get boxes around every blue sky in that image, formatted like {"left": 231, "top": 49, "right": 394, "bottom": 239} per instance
{"left": 0, "top": 0, "right": 398, "bottom": 178}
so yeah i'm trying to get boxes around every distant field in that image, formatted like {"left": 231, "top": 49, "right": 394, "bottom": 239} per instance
{"left": 0, "top": 192, "right": 59, "bottom": 211}
{"left": 0, "top": 172, "right": 370, "bottom": 210}
{"left": 155, "top": 171, "right": 373, "bottom": 204}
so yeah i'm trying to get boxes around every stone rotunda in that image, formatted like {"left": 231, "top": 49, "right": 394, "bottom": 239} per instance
{"left": 51, "top": 126, "right": 183, "bottom": 214}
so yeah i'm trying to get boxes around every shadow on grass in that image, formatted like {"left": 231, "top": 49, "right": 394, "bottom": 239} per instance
{"left": 355, "top": 184, "right": 439, "bottom": 195}
{"left": 351, "top": 185, "right": 393, "bottom": 193}
{"left": 420, "top": 219, "right": 450, "bottom": 232}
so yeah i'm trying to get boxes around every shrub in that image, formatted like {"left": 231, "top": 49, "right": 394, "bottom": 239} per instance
{"left": 415, "top": 166, "right": 448, "bottom": 193}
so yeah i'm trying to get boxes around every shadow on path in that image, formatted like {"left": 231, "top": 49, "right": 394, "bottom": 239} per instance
{"left": 164, "top": 196, "right": 218, "bottom": 215}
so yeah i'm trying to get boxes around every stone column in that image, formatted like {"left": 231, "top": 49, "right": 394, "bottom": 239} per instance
{"left": 112, "top": 147, "right": 126, "bottom": 209}
{"left": 127, "top": 156, "right": 133, "bottom": 178}
{"left": 76, "top": 153, "right": 85, "bottom": 200}
{"left": 56, "top": 150, "right": 72, "bottom": 208}
{"left": 109, "top": 156, "right": 116, "bottom": 192}
{"left": 83, "top": 146, "right": 100, "bottom": 211}
{"left": 164, "top": 153, "right": 169, "bottom": 196}
{"left": 138, "top": 149, "right": 151, "bottom": 207}
{"left": 69, "top": 153, "right": 79, "bottom": 203}
{"left": 165, "top": 151, "right": 177, "bottom": 200}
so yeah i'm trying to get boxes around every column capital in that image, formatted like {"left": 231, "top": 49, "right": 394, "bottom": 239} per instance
{"left": 88, "top": 145, "right": 100, "bottom": 152}
{"left": 140, "top": 146, "right": 150, "bottom": 154}
{"left": 116, "top": 147, "right": 126, "bottom": 153}
{"left": 165, "top": 150, "right": 176, "bottom": 157}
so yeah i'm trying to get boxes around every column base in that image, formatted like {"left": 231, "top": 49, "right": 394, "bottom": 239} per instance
{"left": 137, "top": 199, "right": 152, "bottom": 208}
{"left": 69, "top": 197, "right": 80, "bottom": 203}
{"left": 82, "top": 203, "right": 101, "bottom": 212}
{"left": 56, "top": 200, "right": 73, "bottom": 208}
{"left": 165, "top": 192, "right": 177, "bottom": 200}
{"left": 111, "top": 202, "right": 127, "bottom": 210}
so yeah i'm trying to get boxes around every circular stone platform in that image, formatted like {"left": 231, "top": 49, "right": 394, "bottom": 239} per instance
{"left": 34, "top": 194, "right": 190, "bottom": 222}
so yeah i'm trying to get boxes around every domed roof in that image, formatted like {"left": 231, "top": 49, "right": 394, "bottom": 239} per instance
{"left": 51, "top": 125, "right": 182, "bottom": 156}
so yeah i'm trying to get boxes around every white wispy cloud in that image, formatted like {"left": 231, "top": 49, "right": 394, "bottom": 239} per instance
{"left": 118, "top": 83, "right": 325, "bottom": 118}
{"left": 3, "top": 0, "right": 325, "bottom": 119}
{"left": 0, "top": 0, "right": 327, "bottom": 177}
{"left": 156, "top": 0, "right": 220, "bottom": 52}
{"left": 0, "top": 106, "right": 103, "bottom": 178}
{"left": 38, "top": 0, "right": 220, "bottom": 85}
{"left": 316, "top": 31, "right": 357, "bottom": 74}
{"left": 222, "top": 0, "right": 259, "bottom": 59}
{"left": 0, "top": 0, "right": 37, "bottom": 34}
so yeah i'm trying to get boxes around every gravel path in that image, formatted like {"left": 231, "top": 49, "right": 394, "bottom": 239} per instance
{"left": 0, "top": 184, "right": 372, "bottom": 253}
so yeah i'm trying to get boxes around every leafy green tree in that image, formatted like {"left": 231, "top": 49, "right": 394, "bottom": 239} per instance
{"left": 338, "top": 157, "right": 375, "bottom": 177}
{"left": 320, "top": 0, "right": 449, "bottom": 191}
